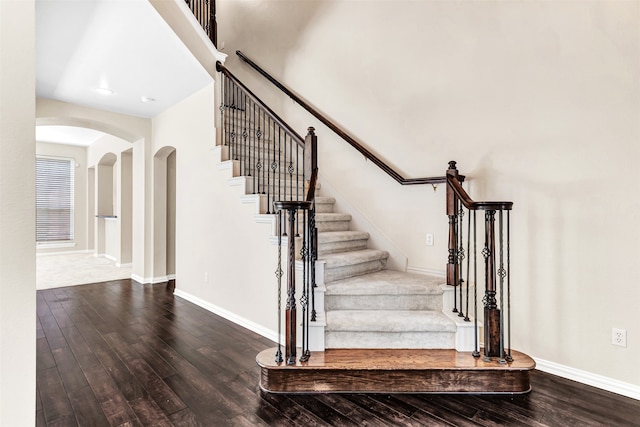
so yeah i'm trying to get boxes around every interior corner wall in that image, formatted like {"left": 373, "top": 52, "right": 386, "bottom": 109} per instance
{"left": 35, "top": 142, "right": 88, "bottom": 254}
{"left": 217, "top": 0, "right": 640, "bottom": 388}
{"left": 152, "top": 83, "right": 279, "bottom": 335}
{"left": 0, "top": 0, "right": 36, "bottom": 424}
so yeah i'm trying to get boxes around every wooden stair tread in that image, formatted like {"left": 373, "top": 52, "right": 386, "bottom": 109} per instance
{"left": 257, "top": 348, "right": 535, "bottom": 394}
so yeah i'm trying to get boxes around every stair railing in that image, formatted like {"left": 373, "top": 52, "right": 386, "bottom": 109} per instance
{"left": 446, "top": 161, "right": 513, "bottom": 363}
{"left": 216, "top": 61, "right": 318, "bottom": 365}
{"left": 184, "top": 0, "right": 217, "bottom": 47}
{"left": 231, "top": 51, "right": 519, "bottom": 361}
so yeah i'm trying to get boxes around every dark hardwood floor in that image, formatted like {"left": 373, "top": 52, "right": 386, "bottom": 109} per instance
{"left": 37, "top": 280, "right": 640, "bottom": 426}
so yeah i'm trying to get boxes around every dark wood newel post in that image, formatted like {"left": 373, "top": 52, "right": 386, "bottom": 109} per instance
{"left": 484, "top": 210, "right": 501, "bottom": 358}
{"left": 446, "top": 161, "right": 459, "bottom": 291}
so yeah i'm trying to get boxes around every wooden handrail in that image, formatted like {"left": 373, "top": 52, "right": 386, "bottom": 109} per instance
{"left": 236, "top": 51, "right": 446, "bottom": 185}
{"left": 216, "top": 61, "right": 305, "bottom": 147}
{"left": 446, "top": 175, "right": 513, "bottom": 211}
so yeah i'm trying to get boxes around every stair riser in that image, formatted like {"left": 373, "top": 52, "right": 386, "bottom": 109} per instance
{"left": 325, "top": 295, "right": 442, "bottom": 311}
{"left": 316, "top": 220, "right": 350, "bottom": 232}
{"left": 325, "top": 331, "right": 455, "bottom": 349}
{"left": 324, "top": 259, "right": 386, "bottom": 283}
{"left": 318, "top": 239, "right": 368, "bottom": 256}
{"left": 315, "top": 203, "right": 335, "bottom": 214}
{"left": 245, "top": 182, "right": 317, "bottom": 196}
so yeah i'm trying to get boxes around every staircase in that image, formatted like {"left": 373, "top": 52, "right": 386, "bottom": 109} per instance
{"left": 211, "top": 56, "right": 534, "bottom": 395}
{"left": 216, "top": 146, "right": 534, "bottom": 393}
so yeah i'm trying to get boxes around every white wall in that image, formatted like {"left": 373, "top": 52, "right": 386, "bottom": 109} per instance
{"left": 0, "top": 0, "right": 36, "bottom": 424}
{"left": 35, "top": 142, "right": 88, "bottom": 253}
{"left": 152, "top": 83, "right": 280, "bottom": 335}
{"left": 217, "top": 0, "right": 640, "bottom": 387}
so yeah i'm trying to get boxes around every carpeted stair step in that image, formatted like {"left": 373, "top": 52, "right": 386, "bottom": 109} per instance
{"left": 314, "top": 196, "right": 336, "bottom": 213}
{"left": 325, "top": 270, "right": 444, "bottom": 311}
{"left": 315, "top": 213, "right": 352, "bottom": 232}
{"left": 318, "top": 230, "right": 369, "bottom": 256}
{"left": 321, "top": 249, "right": 388, "bottom": 283}
{"left": 325, "top": 310, "right": 456, "bottom": 349}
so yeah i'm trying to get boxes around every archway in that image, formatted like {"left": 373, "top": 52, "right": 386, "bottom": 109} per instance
{"left": 153, "top": 146, "right": 177, "bottom": 281}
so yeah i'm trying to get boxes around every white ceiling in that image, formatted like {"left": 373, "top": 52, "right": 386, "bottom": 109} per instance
{"left": 36, "top": 0, "right": 213, "bottom": 126}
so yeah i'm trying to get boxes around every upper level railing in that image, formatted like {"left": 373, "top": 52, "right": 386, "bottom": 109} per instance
{"left": 185, "top": 0, "right": 217, "bottom": 47}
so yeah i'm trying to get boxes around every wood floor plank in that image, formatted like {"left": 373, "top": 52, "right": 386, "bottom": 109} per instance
{"left": 162, "top": 374, "right": 231, "bottom": 424}
{"left": 341, "top": 394, "right": 431, "bottom": 427}
{"left": 167, "top": 407, "right": 203, "bottom": 427}
{"left": 37, "top": 367, "right": 75, "bottom": 424}
{"left": 128, "top": 397, "right": 174, "bottom": 427}
{"left": 311, "top": 394, "right": 390, "bottom": 427}
{"left": 287, "top": 393, "right": 360, "bottom": 426}
{"left": 36, "top": 337, "right": 57, "bottom": 372}
{"left": 37, "top": 281, "right": 640, "bottom": 427}
{"left": 67, "top": 385, "right": 110, "bottom": 427}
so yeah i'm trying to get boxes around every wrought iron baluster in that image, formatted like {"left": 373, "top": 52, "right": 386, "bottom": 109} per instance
{"left": 242, "top": 92, "right": 248, "bottom": 176}
{"left": 232, "top": 82, "right": 238, "bottom": 161}
{"left": 300, "top": 208, "right": 310, "bottom": 362}
{"left": 277, "top": 129, "right": 282, "bottom": 210}
{"left": 261, "top": 112, "right": 266, "bottom": 194}
{"left": 450, "top": 207, "right": 458, "bottom": 314}
{"left": 458, "top": 204, "right": 465, "bottom": 318}
{"left": 266, "top": 118, "right": 272, "bottom": 213}
{"left": 498, "top": 209, "right": 506, "bottom": 364}
{"left": 507, "top": 210, "right": 513, "bottom": 362}
{"left": 472, "top": 210, "right": 480, "bottom": 358}
{"left": 465, "top": 206, "right": 471, "bottom": 322}
{"left": 255, "top": 109, "right": 262, "bottom": 194}
{"left": 310, "top": 203, "right": 317, "bottom": 322}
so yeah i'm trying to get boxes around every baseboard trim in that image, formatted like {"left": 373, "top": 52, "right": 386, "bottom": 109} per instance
{"left": 407, "top": 266, "right": 445, "bottom": 278}
{"left": 534, "top": 357, "right": 640, "bottom": 400}
{"left": 173, "top": 288, "right": 278, "bottom": 343}
{"left": 130, "top": 274, "right": 175, "bottom": 284}
{"left": 116, "top": 262, "right": 132, "bottom": 268}
{"left": 36, "top": 249, "right": 92, "bottom": 257}
{"left": 104, "top": 254, "right": 117, "bottom": 262}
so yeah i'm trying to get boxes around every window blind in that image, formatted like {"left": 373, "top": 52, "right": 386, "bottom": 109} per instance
{"left": 36, "top": 157, "right": 75, "bottom": 242}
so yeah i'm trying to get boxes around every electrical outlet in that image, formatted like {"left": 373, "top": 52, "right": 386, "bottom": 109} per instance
{"left": 426, "top": 233, "right": 434, "bottom": 246}
{"left": 612, "top": 328, "right": 627, "bottom": 347}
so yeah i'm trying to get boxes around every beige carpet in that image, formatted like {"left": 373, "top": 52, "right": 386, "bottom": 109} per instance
{"left": 37, "top": 252, "right": 132, "bottom": 290}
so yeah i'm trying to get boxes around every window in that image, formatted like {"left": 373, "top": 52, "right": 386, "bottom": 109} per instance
{"left": 36, "top": 157, "right": 75, "bottom": 242}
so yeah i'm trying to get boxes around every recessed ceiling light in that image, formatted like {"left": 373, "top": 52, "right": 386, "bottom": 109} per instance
{"left": 95, "top": 87, "right": 114, "bottom": 95}
{"left": 141, "top": 96, "right": 156, "bottom": 103}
